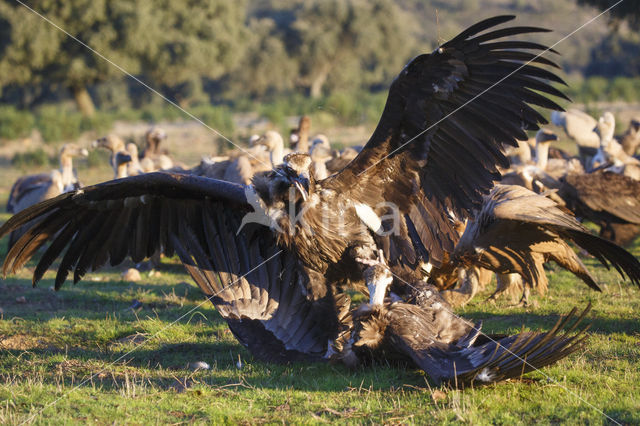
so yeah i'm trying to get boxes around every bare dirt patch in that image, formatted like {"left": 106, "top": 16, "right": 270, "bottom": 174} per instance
{"left": 0, "top": 334, "right": 55, "bottom": 351}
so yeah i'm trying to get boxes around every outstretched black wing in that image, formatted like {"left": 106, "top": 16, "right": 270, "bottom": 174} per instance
{"left": 324, "top": 15, "right": 568, "bottom": 268}
{"left": 407, "top": 304, "right": 591, "bottom": 386}
{"left": 0, "top": 172, "right": 344, "bottom": 362}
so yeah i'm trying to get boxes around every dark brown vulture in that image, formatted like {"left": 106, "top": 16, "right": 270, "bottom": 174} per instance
{"left": 1, "top": 16, "right": 633, "bottom": 363}
{"left": 333, "top": 264, "right": 590, "bottom": 386}
{"left": 558, "top": 170, "right": 640, "bottom": 246}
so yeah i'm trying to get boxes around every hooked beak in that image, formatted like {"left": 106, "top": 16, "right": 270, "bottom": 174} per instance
{"left": 293, "top": 179, "right": 308, "bottom": 202}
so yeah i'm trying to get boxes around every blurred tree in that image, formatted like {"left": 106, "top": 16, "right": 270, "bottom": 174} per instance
{"left": 577, "top": 0, "right": 640, "bottom": 29}
{"left": 124, "top": 0, "right": 248, "bottom": 108}
{"left": 585, "top": 30, "right": 640, "bottom": 77}
{"left": 290, "top": 0, "right": 414, "bottom": 98}
{"left": 223, "top": 17, "right": 298, "bottom": 99}
{"left": 0, "top": 0, "right": 248, "bottom": 116}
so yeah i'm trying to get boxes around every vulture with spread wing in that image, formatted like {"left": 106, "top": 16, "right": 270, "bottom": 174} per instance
{"left": 449, "top": 184, "right": 640, "bottom": 305}
{"left": 333, "top": 264, "right": 590, "bottom": 386}
{"left": 1, "top": 16, "right": 637, "bottom": 363}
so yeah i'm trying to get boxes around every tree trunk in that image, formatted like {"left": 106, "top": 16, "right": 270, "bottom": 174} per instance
{"left": 72, "top": 85, "right": 96, "bottom": 117}
{"left": 309, "top": 67, "right": 330, "bottom": 98}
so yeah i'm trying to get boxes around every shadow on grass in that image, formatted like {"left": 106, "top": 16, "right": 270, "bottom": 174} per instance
{"left": 0, "top": 275, "right": 212, "bottom": 320}
{"left": 0, "top": 339, "right": 430, "bottom": 393}
{"left": 462, "top": 310, "right": 640, "bottom": 336}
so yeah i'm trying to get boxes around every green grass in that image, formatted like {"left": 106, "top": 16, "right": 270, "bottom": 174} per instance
{"left": 0, "top": 172, "right": 639, "bottom": 424}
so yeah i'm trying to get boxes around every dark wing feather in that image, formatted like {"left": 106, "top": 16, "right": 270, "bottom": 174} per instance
{"left": 0, "top": 172, "right": 246, "bottom": 283}
{"left": 562, "top": 171, "right": 640, "bottom": 224}
{"left": 456, "top": 185, "right": 640, "bottom": 289}
{"left": 406, "top": 304, "right": 591, "bottom": 386}
{"left": 323, "top": 15, "right": 568, "bottom": 268}
{"left": 0, "top": 172, "right": 344, "bottom": 362}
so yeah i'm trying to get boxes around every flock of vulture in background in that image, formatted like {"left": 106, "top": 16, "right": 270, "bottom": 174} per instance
{"left": 2, "top": 16, "right": 640, "bottom": 387}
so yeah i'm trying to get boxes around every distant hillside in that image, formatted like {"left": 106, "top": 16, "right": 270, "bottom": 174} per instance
{"left": 394, "top": 0, "right": 619, "bottom": 76}
{"left": 0, "top": 0, "right": 636, "bottom": 115}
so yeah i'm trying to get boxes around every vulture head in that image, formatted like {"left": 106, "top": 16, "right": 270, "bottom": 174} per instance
{"left": 144, "top": 127, "right": 168, "bottom": 154}
{"left": 253, "top": 152, "right": 314, "bottom": 208}
{"left": 92, "top": 134, "right": 125, "bottom": 153}
{"left": 535, "top": 129, "right": 558, "bottom": 144}
{"left": 255, "top": 130, "right": 283, "bottom": 152}
{"left": 310, "top": 141, "right": 333, "bottom": 163}
{"left": 363, "top": 264, "right": 393, "bottom": 306}
{"left": 146, "top": 127, "right": 167, "bottom": 143}
{"left": 59, "top": 143, "right": 89, "bottom": 160}
{"left": 311, "top": 134, "right": 331, "bottom": 151}
{"left": 595, "top": 112, "right": 615, "bottom": 144}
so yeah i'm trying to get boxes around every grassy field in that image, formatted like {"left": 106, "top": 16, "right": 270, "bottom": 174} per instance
{"left": 0, "top": 151, "right": 639, "bottom": 424}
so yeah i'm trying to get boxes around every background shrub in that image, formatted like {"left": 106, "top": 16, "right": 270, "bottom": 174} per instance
{"left": 0, "top": 105, "right": 35, "bottom": 140}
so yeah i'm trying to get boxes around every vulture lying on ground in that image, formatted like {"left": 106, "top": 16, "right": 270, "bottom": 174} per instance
{"left": 7, "top": 143, "right": 88, "bottom": 214}
{"left": 333, "top": 263, "right": 590, "bottom": 386}
{"left": 2, "top": 16, "right": 638, "bottom": 364}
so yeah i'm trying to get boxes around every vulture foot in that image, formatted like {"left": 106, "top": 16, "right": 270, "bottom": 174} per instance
{"left": 440, "top": 289, "right": 474, "bottom": 308}
{"left": 510, "top": 288, "right": 538, "bottom": 309}
{"left": 440, "top": 267, "right": 483, "bottom": 307}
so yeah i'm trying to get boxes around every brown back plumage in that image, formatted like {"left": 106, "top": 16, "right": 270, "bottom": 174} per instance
{"left": 455, "top": 184, "right": 640, "bottom": 296}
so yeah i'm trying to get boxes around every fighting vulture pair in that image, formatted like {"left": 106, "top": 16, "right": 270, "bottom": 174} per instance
{"left": 2, "top": 16, "right": 638, "bottom": 385}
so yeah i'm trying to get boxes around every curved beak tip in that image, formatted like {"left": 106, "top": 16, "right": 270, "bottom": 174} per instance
{"left": 294, "top": 180, "right": 308, "bottom": 202}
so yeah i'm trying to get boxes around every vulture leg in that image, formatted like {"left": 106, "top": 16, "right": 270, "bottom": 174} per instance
{"left": 515, "top": 285, "right": 532, "bottom": 308}
{"left": 441, "top": 266, "right": 482, "bottom": 307}
{"left": 487, "top": 273, "right": 524, "bottom": 304}
{"left": 514, "top": 252, "right": 546, "bottom": 308}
